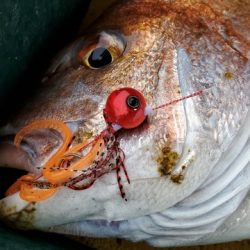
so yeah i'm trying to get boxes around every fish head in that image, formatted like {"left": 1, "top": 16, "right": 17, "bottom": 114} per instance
{"left": 0, "top": 0, "right": 250, "bottom": 245}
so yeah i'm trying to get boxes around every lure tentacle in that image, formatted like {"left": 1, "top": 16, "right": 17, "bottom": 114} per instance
{"left": 43, "top": 137, "right": 105, "bottom": 185}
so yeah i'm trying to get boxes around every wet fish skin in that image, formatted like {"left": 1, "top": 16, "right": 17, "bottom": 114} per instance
{"left": 0, "top": 0, "right": 250, "bottom": 247}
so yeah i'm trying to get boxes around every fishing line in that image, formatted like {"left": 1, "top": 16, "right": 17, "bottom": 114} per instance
{"left": 152, "top": 86, "right": 213, "bottom": 111}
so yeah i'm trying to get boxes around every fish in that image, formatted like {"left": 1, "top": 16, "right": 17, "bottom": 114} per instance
{"left": 0, "top": 0, "right": 249, "bottom": 247}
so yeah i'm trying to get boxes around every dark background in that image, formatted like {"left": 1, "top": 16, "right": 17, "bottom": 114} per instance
{"left": 0, "top": 0, "right": 90, "bottom": 122}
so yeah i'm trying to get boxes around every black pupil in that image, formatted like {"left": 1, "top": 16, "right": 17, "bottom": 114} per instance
{"left": 127, "top": 96, "right": 140, "bottom": 109}
{"left": 88, "top": 47, "right": 112, "bottom": 68}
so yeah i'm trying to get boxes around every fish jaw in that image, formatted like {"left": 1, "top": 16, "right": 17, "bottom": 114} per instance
{"left": 0, "top": 43, "right": 189, "bottom": 228}
{"left": 0, "top": 0, "right": 250, "bottom": 246}
{"left": 44, "top": 109, "right": 250, "bottom": 246}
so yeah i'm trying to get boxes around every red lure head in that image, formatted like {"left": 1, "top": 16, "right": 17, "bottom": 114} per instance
{"left": 104, "top": 87, "right": 147, "bottom": 129}
{"left": 104, "top": 86, "right": 208, "bottom": 131}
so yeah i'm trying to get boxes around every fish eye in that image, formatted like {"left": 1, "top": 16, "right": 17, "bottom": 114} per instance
{"left": 126, "top": 95, "right": 140, "bottom": 109}
{"left": 79, "top": 31, "right": 126, "bottom": 70}
{"left": 87, "top": 47, "right": 113, "bottom": 68}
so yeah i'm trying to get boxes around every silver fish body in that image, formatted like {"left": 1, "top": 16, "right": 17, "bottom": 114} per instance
{"left": 0, "top": 0, "right": 250, "bottom": 247}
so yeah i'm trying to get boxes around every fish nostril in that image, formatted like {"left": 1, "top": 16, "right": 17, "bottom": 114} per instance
{"left": 0, "top": 134, "right": 15, "bottom": 143}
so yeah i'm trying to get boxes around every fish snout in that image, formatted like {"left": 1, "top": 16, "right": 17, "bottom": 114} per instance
{"left": 0, "top": 192, "right": 36, "bottom": 230}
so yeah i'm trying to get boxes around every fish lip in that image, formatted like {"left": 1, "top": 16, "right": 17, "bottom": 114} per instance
{"left": 0, "top": 119, "right": 85, "bottom": 205}
{"left": 0, "top": 135, "right": 38, "bottom": 173}
{"left": 0, "top": 119, "right": 84, "bottom": 172}
{"left": 0, "top": 193, "right": 35, "bottom": 230}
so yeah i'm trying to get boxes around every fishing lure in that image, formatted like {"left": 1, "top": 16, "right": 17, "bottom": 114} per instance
{"left": 6, "top": 87, "right": 207, "bottom": 202}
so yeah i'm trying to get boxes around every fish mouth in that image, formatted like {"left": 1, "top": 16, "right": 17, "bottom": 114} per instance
{"left": 0, "top": 120, "right": 83, "bottom": 198}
